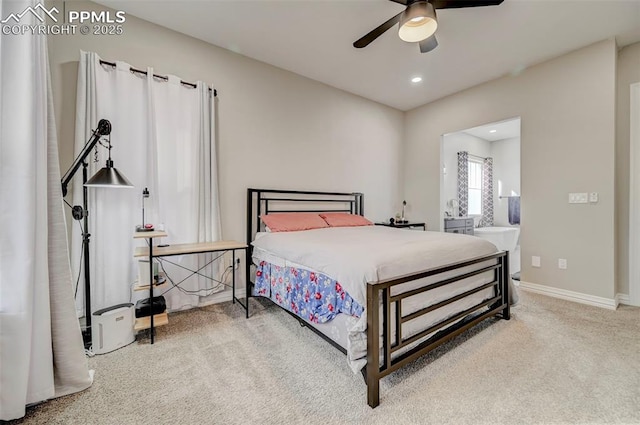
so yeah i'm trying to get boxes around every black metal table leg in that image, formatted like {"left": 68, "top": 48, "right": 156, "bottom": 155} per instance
{"left": 246, "top": 247, "right": 250, "bottom": 318}
{"left": 149, "top": 238, "right": 154, "bottom": 344}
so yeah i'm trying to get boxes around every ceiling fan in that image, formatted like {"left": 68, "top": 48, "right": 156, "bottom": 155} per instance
{"left": 353, "top": 0, "right": 504, "bottom": 53}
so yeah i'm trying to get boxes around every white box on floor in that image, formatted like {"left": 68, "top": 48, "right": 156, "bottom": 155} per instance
{"left": 92, "top": 303, "right": 135, "bottom": 354}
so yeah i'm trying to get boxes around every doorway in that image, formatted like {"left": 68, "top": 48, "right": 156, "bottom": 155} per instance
{"left": 440, "top": 117, "right": 521, "bottom": 276}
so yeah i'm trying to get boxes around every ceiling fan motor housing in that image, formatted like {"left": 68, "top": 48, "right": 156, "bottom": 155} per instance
{"left": 398, "top": 1, "right": 438, "bottom": 43}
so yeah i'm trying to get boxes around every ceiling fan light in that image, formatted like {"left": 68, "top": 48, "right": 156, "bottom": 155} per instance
{"left": 398, "top": 2, "right": 438, "bottom": 43}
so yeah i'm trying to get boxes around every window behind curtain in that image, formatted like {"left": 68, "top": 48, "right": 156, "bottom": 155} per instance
{"left": 468, "top": 160, "right": 483, "bottom": 215}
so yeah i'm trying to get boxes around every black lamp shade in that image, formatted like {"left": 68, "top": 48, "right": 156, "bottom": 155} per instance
{"left": 85, "top": 160, "right": 133, "bottom": 188}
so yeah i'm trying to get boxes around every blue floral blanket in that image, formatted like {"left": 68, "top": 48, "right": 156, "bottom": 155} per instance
{"left": 254, "top": 261, "right": 364, "bottom": 323}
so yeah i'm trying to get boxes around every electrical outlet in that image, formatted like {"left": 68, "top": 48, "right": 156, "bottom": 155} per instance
{"left": 558, "top": 258, "right": 567, "bottom": 269}
{"left": 589, "top": 192, "right": 599, "bottom": 203}
{"left": 532, "top": 256, "right": 541, "bottom": 268}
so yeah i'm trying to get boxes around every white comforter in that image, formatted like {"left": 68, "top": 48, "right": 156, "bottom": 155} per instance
{"left": 252, "top": 226, "right": 499, "bottom": 307}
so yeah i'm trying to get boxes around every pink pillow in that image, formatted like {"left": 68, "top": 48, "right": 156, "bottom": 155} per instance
{"left": 261, "top": 213, "right": 329, "bottom": 232}
{"left": 319, "top": 213, "right": 373, "bottom": 227}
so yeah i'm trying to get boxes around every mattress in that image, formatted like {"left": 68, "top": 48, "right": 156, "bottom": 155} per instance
{"left": 251, "top": 226, "right": 512, "bottom": 372}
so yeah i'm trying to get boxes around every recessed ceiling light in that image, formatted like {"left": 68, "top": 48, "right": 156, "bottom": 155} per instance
{"left": 489, "top": 129, "right": 497, "bottom": 133}
{"left": 411, "top": 77, "right": 422, "bottom": 83}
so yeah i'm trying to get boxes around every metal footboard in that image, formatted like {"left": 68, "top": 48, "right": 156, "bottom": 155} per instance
{"left": 365, "top": 251, "right": 510, "bottom": 407}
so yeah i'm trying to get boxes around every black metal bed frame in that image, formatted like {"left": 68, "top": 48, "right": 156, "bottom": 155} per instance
{"left": 246, "top": 188, "right": 510, "bottom": 408}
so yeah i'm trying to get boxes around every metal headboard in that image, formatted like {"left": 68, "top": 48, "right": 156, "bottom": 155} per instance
{"left": 246, "top": 188, "right": 363, "bottom": 244}
{"left": 245, "top": 188, "right": 364, "bottom": 286}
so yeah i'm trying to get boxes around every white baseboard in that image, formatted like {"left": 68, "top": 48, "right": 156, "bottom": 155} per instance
{"left": 616, "top": 293, "right": 632, "bottom": 306}
{"left": 519, "top": 281, "right": 618, "bottom": 310}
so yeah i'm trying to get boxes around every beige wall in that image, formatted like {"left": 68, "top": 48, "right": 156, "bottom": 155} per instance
{"left": 615, "top": 42, "right": 640, "bottom": 296}
{"left": 47, "top": 1, "right": 404, "bottom": 248}
{"left": 404, "top": 40, "right": 617, "bottom": 299}
{"left": 47, "top": 1, "right": 632, "bottom": 302}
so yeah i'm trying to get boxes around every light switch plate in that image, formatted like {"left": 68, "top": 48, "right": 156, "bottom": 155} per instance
{"left": 558, "top": 258, "right": 567, "bottom": 269}
{"left": 589, "top": 192, "right": 599, "bottom": 203}
{"left": 569, "top": 193, "right": 588, "bottom": 204}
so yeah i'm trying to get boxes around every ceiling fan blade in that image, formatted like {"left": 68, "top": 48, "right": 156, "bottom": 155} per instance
{"left": 388, "top": 0, "right": 408, "bottom": 4}
{"left": 353, "top": 12, "right": 403, "bottom": 48}
{"left": 432, "top": 0, "right": 503, "bottom": 9}
{"left": 419, "top": 35, "right": 438, "bottom": 53}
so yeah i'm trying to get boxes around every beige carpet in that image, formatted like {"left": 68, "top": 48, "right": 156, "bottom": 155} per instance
{"left": 8, "top": 291, "right": 640, "bottom": 425}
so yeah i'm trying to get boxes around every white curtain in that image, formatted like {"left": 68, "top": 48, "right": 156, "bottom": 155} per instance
{"left": 71, "top": 52, "right": 221, "bottom": 319}
{"left": 0, "top": 1, "right": 92, "bottom": 420}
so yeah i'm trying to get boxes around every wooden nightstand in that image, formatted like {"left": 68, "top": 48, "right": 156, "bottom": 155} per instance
{"left": 375, "top": 222, "right": 426, "bottom": 231}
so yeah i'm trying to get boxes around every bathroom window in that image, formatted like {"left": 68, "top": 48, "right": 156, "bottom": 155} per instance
{"left": 468, "top": 160, "right": 482, "bottom": 216}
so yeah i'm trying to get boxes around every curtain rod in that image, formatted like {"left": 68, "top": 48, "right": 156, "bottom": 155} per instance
{"left": 99, "top": 59, "right": 217, "bottom": 97}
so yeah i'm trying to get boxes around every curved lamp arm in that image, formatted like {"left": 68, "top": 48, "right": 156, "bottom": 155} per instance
{"left": 61, "top": 119, "right": 112, "bottom": 197}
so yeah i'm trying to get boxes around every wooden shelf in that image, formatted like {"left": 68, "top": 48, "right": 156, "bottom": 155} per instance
{"left": 133, "top": 230, "right": 167, "bottom": 239}
{"left": 133, "top": 282, "right": 166, "bottom": 291}
{"left": 133, "top": 275, "right": 167, "bottom": 291}
{"left": 134, "top": 240, "right": 247, "bottom": 258}
{"left": 134, "top": 312, "right": 168, "bottom": 331}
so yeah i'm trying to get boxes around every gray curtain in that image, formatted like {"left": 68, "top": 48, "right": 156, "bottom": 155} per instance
{"left": 457, "top": 151, "right": 469, "bottom": 217}
{"left": 479, "top": 157, "right": 494, "bottom": 227}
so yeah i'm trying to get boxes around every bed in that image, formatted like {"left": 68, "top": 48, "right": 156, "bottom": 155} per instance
{"left": 245, "top": 188, "right": 514, "bottom": 408}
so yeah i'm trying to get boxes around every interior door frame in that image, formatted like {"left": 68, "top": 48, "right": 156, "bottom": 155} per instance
{"left": 628, "top": 82, "right": 640, "bottom": 306}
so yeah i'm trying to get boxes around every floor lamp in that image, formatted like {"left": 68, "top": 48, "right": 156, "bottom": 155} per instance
{"left": 61, "top": 119, "right": 133, "bottom": 348}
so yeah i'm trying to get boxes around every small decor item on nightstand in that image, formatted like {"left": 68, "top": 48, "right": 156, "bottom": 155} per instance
{"left": 399, "top": 200, "right": 408, "bottom": 224}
